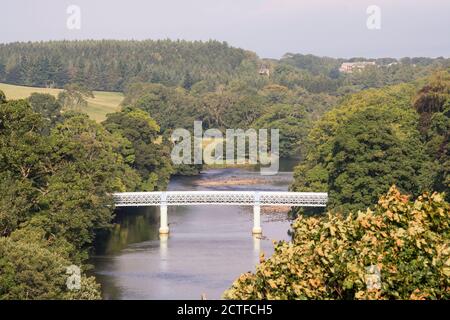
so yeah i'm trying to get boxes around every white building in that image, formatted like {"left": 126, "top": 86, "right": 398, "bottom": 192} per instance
{"left": 339, "top": 61, "right": 376, "bottom": 73}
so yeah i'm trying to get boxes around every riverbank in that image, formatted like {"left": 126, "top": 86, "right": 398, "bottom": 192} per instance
{"left": 193, "top": 176, "right": 290, "bottom": 187}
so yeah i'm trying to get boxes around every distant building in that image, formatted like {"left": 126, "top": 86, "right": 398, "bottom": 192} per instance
{"left": 386, "top": 62, "right": 399, "bottom": 67}
{"left": 259, "top": 64, "right": 270, "bottom": 76}
{"left": 282, "top": 53, "right": 295, "bottom": 59}
{"left": 339, "top": 61, "right": 376, "bottom": 73}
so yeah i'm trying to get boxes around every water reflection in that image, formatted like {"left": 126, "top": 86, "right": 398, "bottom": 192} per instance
{"left": 95, "top": 207, "right": 160, "bottom": 255}
{"left": 253, "top": 234, "right": 261, "bottom": 265}
{"left": 92, "top": 160, "right": 297, "bottom": 299}
{"left": 159, "top": 233, "right": 169, "bottom": 270}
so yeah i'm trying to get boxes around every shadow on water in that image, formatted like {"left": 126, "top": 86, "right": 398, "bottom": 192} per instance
{"left": 94, "top": 207, "right": 160, "bottom": 255}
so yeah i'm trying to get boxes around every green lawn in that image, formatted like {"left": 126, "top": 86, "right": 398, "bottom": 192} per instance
{"left": 0, "top": 83, "right": 124, "bottom": 122}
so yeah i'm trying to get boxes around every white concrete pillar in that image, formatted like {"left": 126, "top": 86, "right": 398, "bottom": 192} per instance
{"left": 252, "top": 204, "right": 262, "bottom": 234}
{"left": 159, "top": 205, "right": 169, "bottom": 234}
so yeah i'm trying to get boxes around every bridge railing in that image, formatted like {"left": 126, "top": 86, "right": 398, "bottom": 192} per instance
{"left": 113, "top": 191, "right": 328, "bottom": 207}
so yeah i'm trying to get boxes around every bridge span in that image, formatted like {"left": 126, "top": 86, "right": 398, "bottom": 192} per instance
{"left": 113, "top": 191, "right": 327, "bottom": 235}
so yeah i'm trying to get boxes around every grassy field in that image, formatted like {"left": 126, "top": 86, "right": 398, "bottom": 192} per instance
{"left": 0, "top": 83, "right": 123, "bottom": 122}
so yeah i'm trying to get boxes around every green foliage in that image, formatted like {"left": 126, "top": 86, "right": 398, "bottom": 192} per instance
{"left": 224, "top": 186, "right": 450, "bottom": 300}
{"left": 0, "top": 40, "right": 255, "bottom": 91}
{"left": 0, "top": 98, "right": 160, "bottom": 299}
{"left": 413, "top": 72, "right": 450, "bottom": 200}
{"left": 131, "top": 83, "right": 198, "bottom": 131}
{"left": 291, "top": 82, "right": 431, "bottom": 211}
{"left": 57, "top": 83, "right": 94, "bottom": 111}
{"left": 0, "top": 171, "right": 36, "bottom": 236}
{"left": 277, "top": 53, "right": 449, "bottom": 93}
{"left": 197, "top": 89, "right": 266, "bottom": 130}
{"left": 0, "top": 227, "right": 101, "bottom": 300}
{"left": 328, "top": 106, "right": 426, "bottom": 212}
{"left": 414, "top": 72, "right": 450, "bottom": 131}
{"left": 280, "top": 53, "right": 342, "bottom": 77}
{"left": 0, "top": 103, "right": 138, "bottom": 245}
{"left": 126, "top": 81, "right": 336, "bottom": 161}
{"left": 103, "top": 106, "right": 173, "bottom": 190}
{"left": 0, "top": 40, "right": 447, "bottom": 95}
{"left": 253, "top": 104, "right": 310, "bottom": 158}
{"left": 27, "top": 93, "right": 62, "bottom": 128}
{"left": 0, "top": 99, "right": 51, "bottom": 182}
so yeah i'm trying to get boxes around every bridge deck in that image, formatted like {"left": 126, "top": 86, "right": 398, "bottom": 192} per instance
{"left": 113, "top": 191, "right": 328, "bottom": 207}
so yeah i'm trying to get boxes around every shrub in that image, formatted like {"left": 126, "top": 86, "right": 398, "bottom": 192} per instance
{"left": 224, "top": 186, "right": 450, "bottom": 299}
{"left": 0, "top": 227, "right": 101, "bottom": 300}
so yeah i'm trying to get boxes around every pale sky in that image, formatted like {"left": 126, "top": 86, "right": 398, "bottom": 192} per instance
{"left": 1, "top": 0, "right": 449, "bottom": 59}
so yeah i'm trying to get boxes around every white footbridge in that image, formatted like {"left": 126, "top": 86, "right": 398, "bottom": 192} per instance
{"left": 113, "top": 191, "right": 327, "bottom": 235}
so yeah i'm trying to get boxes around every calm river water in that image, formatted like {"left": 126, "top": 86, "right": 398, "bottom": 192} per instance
{"left": 92, "top": 160, "right": 297, "bottom": 299}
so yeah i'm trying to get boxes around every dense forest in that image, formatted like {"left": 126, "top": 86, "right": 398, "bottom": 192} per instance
{"left": 0, "top": 40, "right": 448, "bottom": 93}
{"left": 290, "top": 72, "right": 450, "bottom": 212}
{"left": 0, "top": 90, "right": 171, "bottom": 299}
{"left": 0, "top": 40, "right": 255, "bottom": 91}
{"left": 0, "top": 40, "right": 449, "bottom": 299}
{"left": 1, "top": 40, "right": 448, "bottom": 158}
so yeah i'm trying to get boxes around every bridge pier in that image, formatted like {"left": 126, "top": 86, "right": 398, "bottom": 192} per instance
{"left": 252, "top": 192, "right": 262, "bottom": 234}
{"left": 159, "top": 205, "right": 169, "bottom": 234}
{"left": 252, "top": 204, "right": 262, "bottom": 234}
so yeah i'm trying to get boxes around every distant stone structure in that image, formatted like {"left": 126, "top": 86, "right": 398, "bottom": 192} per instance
{"left": 386, "top": 62, "right": 399, "bottom": 67}
{"left": 339, "top": 61, "right": 376, "bottom": 73}
{"left": 259, "top": 64, "right": 270, "bottom": 76}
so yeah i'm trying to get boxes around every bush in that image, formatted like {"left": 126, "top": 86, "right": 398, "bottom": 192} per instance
{"left": 0, "top": 90, "right": 5, "bottom": 104}
{"left": 224, "top": 186, "right": 450, "bottom": 300}
{"left": 0, "top": 227, "right": 101, "bottom": 300}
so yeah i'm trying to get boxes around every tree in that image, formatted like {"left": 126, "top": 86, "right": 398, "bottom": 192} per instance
{"left": 0, "top": 40, "right": 255, "bottom": 91}
{"left": 0, "top": 100, "right": 51, "bottom": 236}
{"left": 0, "top": 99, "right": 51, "bottom": 182}
{"left": 0, "top": 227, "right": 101, "bottom": 300}
{"left": 0, "top": 171, "right": 36, "bottom": 236}
{"left": 132, "top": 83, "right": 198, "bottom": 131}
{"left": 27, "top": 93, "right": 62, "bottom": 128}
{"left": 224, "top": 186, "right": 450, "bottom": 300}
{"left": 0, "top": 101, "right": 139, "bottom": 246}
{"left": 198, "top": 91, "right": 237, "bottom": 129}
{"left": 0, "top": 98, "right": 149, "bottom": 299}
{"left": 103, "top": 107, "right": 173, "bottom": 191}
{"left": 290, "top": 83, "right": 421, "bottom": 210}
{"left": 0, "top": 63, "right": 5, "bottom": 81}
{"left": 57, "top": 83, "right": 94, "bottom": 111}
{"left": 413, "top": 71, "right": 450, "bottom": 199}
{"left": 253, "top": 104, "right": 310, "bottom": 158}
{"left": 36, "top": 113, "right": 141, "bottom": 249}
{"left": 328, "top": 106, "right": 427, "bottom": 212}
{"left": 182, "top": 71, "right": 195, "bottom": 90}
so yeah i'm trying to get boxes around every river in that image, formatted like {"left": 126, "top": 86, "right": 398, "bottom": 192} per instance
{"left": 92, "top": 160, "right": 298, "bottom": 299}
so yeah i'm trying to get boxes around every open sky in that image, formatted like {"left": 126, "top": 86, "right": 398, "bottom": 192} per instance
{"left": 1, "top": 0, "right": 449, "bottom": 59}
